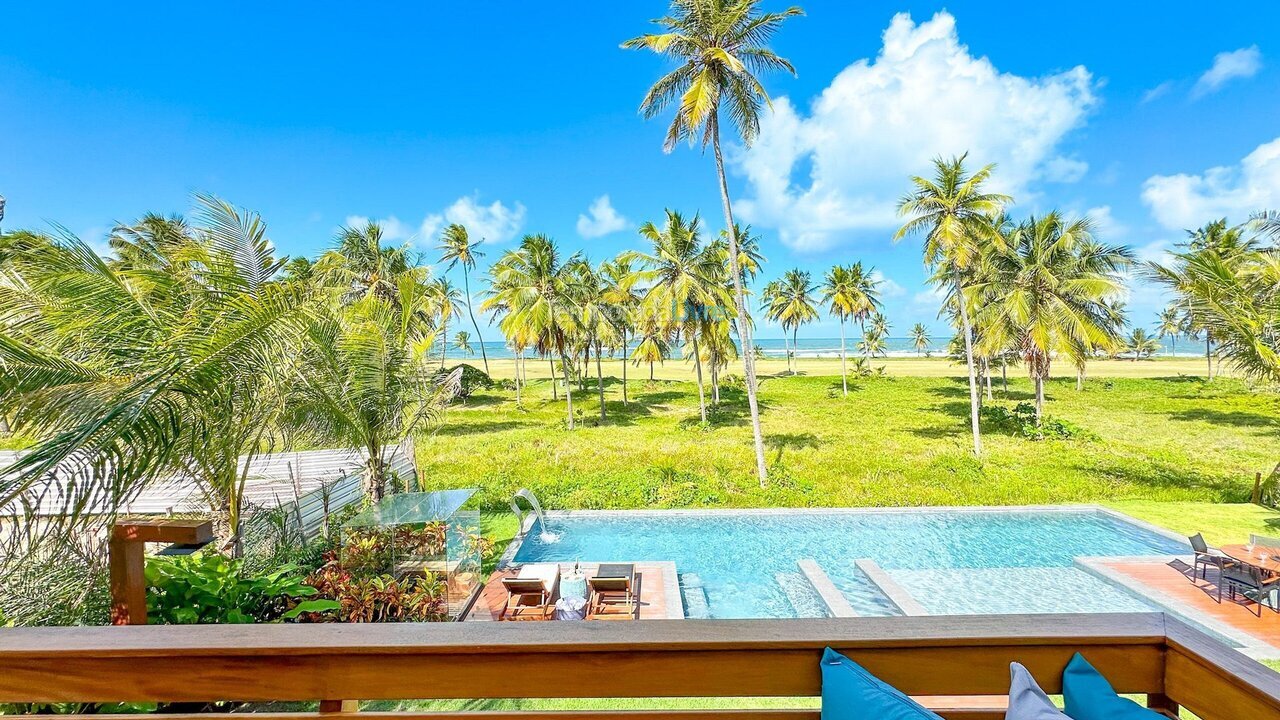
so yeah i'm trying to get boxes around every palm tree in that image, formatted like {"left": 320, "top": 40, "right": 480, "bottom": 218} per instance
{"left": 627, "top": 210, "right": 729, "bottom": 423}
{"left": 767, "top": 269, "right": 819, "bottom": 375}
{"left": 858, "top": 326, "right": 887, "bottom": 358}
{"left": 631, "top": 315, "right": 672, "bottom": 381}
{"left": 910, "top": 323, "right": 931, "bottom": 356}
{"left": 438, "top": 224, "right": 490, "bottom": 375}
{"left": 316, "top": 221, "right": 414, "bottom": 306}
{"left": 971, "top": 212, "right": 1131, "bottom": 424}
{"left": 1126, "top": 328, "right": 1161, "bottom": 361}
{"left": 600, "top": 256, "right": 642, "bottom": 404}
{"left": 454, "top": 330, "right": 474, "bottom": 357}
{"left": 895, "top": 155, "right": 1009, "bottom": 454}
{"left": 870, "top": 312, "right": 890, "bottom": 340}
{"left": 625, "top": 0, "right": 803, "bottom": 485}
{"left": 429, "top": 278, "right": 464, "bottom": 368}
{"left": 1155, "top": 306, "right": 1182, "bottom": 357}
{"left": 820, "top": 264, "right": 878, "bottom": 395}
{"left": 570, "top": 259, "right": 619, "bottom": 422}
{"left": 287, "top": 275, "right": 453, "bottom": 502}
{"left": 483, "top": 235, "right": 584, "bottom": 428}
{"left": 0, "top": 195, "right": 308, "bottom": 555}
{"left": 1147, "top": 222, "right": 1280, "bottom": 383}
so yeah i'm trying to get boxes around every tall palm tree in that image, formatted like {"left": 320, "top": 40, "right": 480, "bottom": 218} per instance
{"left": 429, "top": 278, "right": 464, "bottom": 368}
{"left": 820, "top": 264, "right": 877, "bottom": 395}
{"left": 0, "top": 195, "right": 308, "bottom": 555}
{"left": 600, "top": 256, "right": 642, "bottom": 404}
{"left": 1155, "top": 306, "right": 1182, "bottom": 357}
{"left": 570, "top": 259, "right": 619, "bottom": 422}
{"left": 438, "top": 224, "right": 490, "bottom": 375}
{"left": 627, "top": 210, "right": 729, "bottom": 423}
{"left": 625, "top": 0, "right": 803, "bottom": 485}
{"left": 896, "top": 155, "right": 1009, "bottom": 454}
{"left": 870, "top": 311, "right": 890, "bottom": 341}
{"left": 767, "top": 269, "right": 819, "bottom": 375}
{"left": 971, "top": 212, "right": 1131, "bottom": 424}
{"left": 483, "top": 235, "right": 584, "bottom": 427}
{"left": 910, "top": 323, "right": 931, "bottom": 356}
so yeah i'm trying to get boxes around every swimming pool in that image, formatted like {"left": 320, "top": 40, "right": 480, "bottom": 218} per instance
{"left": 510, "top": 507, "right": 1189, "bottom": 619}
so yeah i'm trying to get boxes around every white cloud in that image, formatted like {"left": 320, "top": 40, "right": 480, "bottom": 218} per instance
{"left": 1140, "top": 81, "right": 1174, "bottom": 104}
{"left": 869, "top": 270, "right": 906, "bottom": 298}
{"left": 732, "top": 11, "right": 1097, "bottom": 252}
{"left": 1192, "top": 46, "right": 1262, "bottom": 98}
{"left": 575, "top": 195, "right": 629, "bottom": 238}
{"left": 1084, "top": 205, "right": 1127, "bottom": 239}
{"left": 420, "top": 195, "right": 526, "bottom": 245}
{"left": 1141, "top": 136, "right": 1280, "bottom": 229}
{"left": 343, "top": 215, "right": 416, "bottom": 242}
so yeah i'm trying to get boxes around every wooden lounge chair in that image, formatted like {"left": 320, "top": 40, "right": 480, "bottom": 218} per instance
{"left": 587, "top": 563, "right": 638, "bottom": 620}
{"left": 499, "top": 563, "right": 560, "bottom": 621}
{"left": 1189, "top": 532, "right": 1238, "bottom": 583}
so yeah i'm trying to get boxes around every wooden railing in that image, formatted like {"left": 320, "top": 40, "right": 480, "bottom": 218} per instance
{"left": 0, "top": 613, "right": 1277, "bottom": 720}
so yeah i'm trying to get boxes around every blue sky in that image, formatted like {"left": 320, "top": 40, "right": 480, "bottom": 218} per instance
{"left": 3, "top": 2, "right": 1278, "bottom": 339}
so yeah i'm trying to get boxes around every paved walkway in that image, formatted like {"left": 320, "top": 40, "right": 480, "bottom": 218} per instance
{"left": 466, "top": 562, "right": 681, "bottom": 621}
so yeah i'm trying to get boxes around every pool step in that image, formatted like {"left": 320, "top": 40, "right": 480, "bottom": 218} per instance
{"left": 679, "top": 573, "right": 712, "bottom": 620}
{"left": 775, "top": 571, "right": 829, "bottom": 618}
{"left": 855, "top": 558, "right": 929, "bottom": 616}
{"left": 797, "top": 559, "right": 858, "bottom": 617}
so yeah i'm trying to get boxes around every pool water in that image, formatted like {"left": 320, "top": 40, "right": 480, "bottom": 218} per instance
{"left": 511, "top": 509, "right": 1187, "bottom": 619}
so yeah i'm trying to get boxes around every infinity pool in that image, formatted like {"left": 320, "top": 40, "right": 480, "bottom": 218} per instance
{"left": 511, "top": 508, "right": 1188, "bottom": 619}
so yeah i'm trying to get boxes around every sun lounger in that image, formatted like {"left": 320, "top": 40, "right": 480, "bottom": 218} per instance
{"left": 587, "top": 563, "right": 638, "bottom": 620}
{"left": 499, "top": 563, "right": 560, "bottom": 621}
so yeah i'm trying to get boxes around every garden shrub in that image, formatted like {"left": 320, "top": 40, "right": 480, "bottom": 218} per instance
{"left": 145, "top": 552, "right": 335, "bottom": 624}
{"left": 439, "top": 364, "right": 495, "bottom": 398}
{"left": 980, "top": 402, "right": 1090, "bottom": 440}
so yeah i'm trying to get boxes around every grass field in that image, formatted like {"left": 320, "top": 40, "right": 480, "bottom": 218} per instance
{"left": 417, "top": 360, "right": 1278, "bottom": 514}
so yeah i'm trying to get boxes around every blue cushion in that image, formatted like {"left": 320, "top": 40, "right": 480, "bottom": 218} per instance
{"left": 1006, "top": 662, "right": 1070, "bottom": 720}
{"left": 1062, "top": 653, "right": 1164, "bottom": 720}
{"left": 820, "top": 647, "right": 942, "bottom": 720}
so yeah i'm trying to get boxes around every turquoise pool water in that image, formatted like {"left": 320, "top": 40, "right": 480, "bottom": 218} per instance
{"left": 511, "top": 509, "right": 1188, "bottom": 619}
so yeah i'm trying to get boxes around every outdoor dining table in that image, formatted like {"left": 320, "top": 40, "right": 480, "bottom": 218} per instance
{"left": 1220, "top": 544, "right": 1280, "bottom": 575}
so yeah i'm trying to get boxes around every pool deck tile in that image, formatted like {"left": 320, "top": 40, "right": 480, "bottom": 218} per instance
{"left": 1098, "top": 558, "right": 1280, "bottom": 656}
{"left": 467, "top": 561, "right": 681, "bottom": 621}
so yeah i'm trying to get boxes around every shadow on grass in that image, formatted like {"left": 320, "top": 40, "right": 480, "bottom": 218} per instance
{"left": 1169, "top": 408, "right": 1280, "bottom": 434}
{"left": 766, "top": 432, "right": 821, "bottom": 463}
{"left": 1075, "top": 458, "right": 1250, "bottom": 501}
{"left": 430, "top": 420, "right": 527, "bottom": 437}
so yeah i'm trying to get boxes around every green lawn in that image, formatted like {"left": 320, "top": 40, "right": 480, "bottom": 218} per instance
{"left": 418, "top": 372, "right": 1278, "bottom": 514}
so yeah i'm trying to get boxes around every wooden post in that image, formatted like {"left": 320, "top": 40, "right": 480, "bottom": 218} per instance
{"left": 109, "top": 518, "right": 215, "bottom": 625}
{"left": 1146, "top": 693, "right": 1179, "bottom": 717}
{"left": 319, "top": 700, "right": 359, "bottom": 713}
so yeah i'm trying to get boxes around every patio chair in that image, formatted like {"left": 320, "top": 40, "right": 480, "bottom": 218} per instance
{"left": 1249, "top": 534, "right": 1280, "bottom": 549}
{"left": 499, "top": 563, "right": 560, "bottom": 621}
{"left": 587, "top": 563, "right": 637, "bottom": 620}
{"left": 1189, "top": 532, "right": 1238, "bottom": 583}
{"left": 1221, "top": 562, "right": 1280, "bottom": 617}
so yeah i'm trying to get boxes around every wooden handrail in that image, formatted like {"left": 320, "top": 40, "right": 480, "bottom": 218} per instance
{"left": 0, "top": 613, "right": 1276, "bottom": 720}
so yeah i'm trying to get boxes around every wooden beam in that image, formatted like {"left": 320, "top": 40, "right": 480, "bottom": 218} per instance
{"left": 111, "top": 518, "right": 214, "bottom": 545}
{"left": 108, "top": 518, "right": 214, "bottom": 625}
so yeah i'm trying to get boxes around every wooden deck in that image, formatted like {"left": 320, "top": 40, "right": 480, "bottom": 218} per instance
{"left": 1096, "top": 558, "right": 1280, "bottom": 655}
{"left": 466, "top": 561, "right": 683, "bottom": 621}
